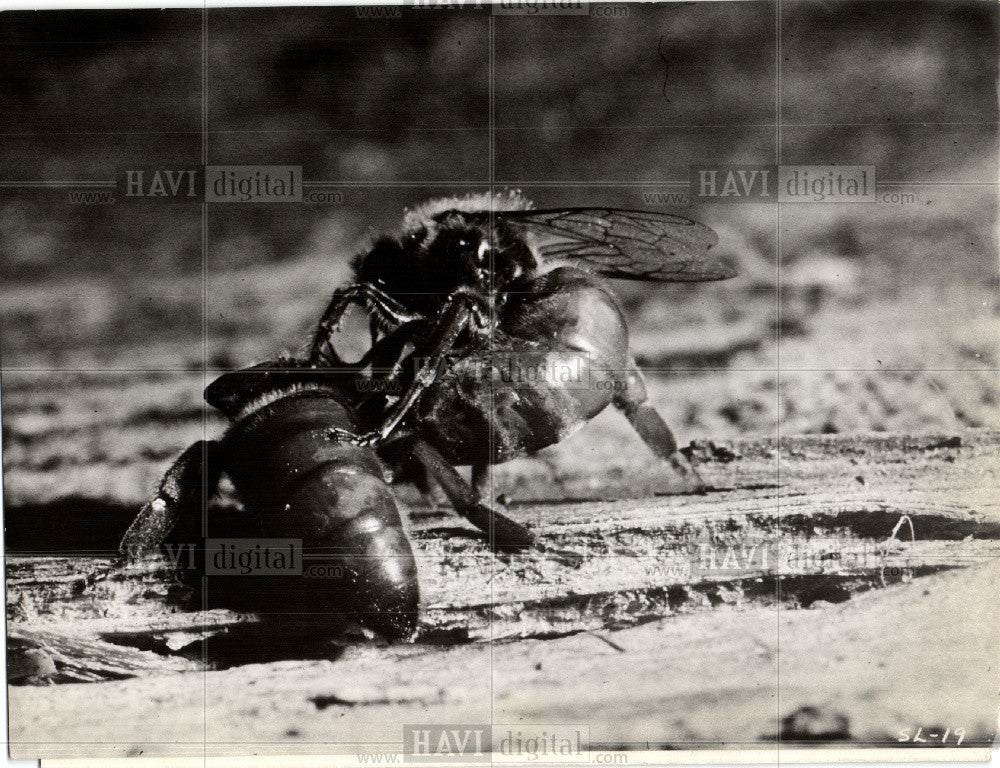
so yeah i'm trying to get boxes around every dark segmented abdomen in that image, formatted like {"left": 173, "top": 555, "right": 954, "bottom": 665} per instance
{"left": 223, "top": 392, "right": 418, "bottom": 639}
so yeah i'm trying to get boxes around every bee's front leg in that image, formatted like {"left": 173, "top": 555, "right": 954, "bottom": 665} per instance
{"left": 362, "top": 296, "right": 475, "bottom": 444}
{"left": 309, "top": 283, "right": 417, "bottom": 364}
{"left": 119, "top": 440, "right": 223, "bottom": 562}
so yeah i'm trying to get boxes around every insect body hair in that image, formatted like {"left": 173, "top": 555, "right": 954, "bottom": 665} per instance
{"left": 351, "top": 193, "right": 540, "bottom": 314}
{"left": 400, "top": 190, "right": 532, "bottom": 234}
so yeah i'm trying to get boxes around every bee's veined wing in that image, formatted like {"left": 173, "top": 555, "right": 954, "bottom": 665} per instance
{"left": 501, "top": 208, "right": 735, "bottom": 282}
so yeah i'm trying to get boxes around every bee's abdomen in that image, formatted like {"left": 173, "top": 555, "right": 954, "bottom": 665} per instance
{"left": 225, "top": 392, "right": 419, "bottom": 639}
{"left": 415, "top": 268, "right": 631, "bottom": 465}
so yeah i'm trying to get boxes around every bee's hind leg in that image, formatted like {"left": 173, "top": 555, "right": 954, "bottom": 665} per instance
{"left": 396, "top": 439, "right": 535, "bottom": 552}
{"left": 471, "top": 463, "right": 510, "bottom": 506}
{"left": 613, "top": 360, "right": 704, "bottom": 492}
{"left": 119, "top": 440, "right": 223, "bottom": 562}
{"left": 394, "top": 454, "right": 448, "bottom": 514}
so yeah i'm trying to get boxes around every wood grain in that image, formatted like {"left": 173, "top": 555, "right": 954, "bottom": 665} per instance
{"left": 7, "top": 431, "right": 999, "bottom": 757}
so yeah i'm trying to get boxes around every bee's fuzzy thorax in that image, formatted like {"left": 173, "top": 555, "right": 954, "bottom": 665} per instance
{"left": 400, "top": 190, "right": 532, "bottom": 234}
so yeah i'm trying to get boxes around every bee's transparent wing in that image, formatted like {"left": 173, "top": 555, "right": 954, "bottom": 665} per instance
{"left": 502, "top": 208, "right": 735, "bottom": 282}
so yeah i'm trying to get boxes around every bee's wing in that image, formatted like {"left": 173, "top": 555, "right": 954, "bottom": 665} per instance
{"left": 501, "top": 208, "right": 735, "bottom": 282}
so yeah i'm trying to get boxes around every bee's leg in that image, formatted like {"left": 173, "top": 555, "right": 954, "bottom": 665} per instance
{"left": 364, "top": 320, "right": 427, "bottom": 386}
{"left": 416, "top": 473, "right": 449, "bottom": 515}
{"left": 471, "top": 463, "right": 489, "bottom": 502}
{"left": 309, "top": 283, "right": 418, "bottom": 364}
{"left": 471, "top": 463, "right": 508, "bottom": 506}
{"left": 355, "top": 297, "right": 474, "bottom": 446}
{"left": 402, "top": 439, "right": 535, "bottom": 551}
{"left": 119, "top": 440, "right": 224, "bottom": 562}
{"left": 612, "top": 360, "right": 704, "bottom": 490}
{"left": 389, "top": 453, "right": 446, "bottom": 513}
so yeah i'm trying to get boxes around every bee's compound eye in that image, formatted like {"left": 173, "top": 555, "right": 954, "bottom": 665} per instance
{"left": 458, "top": 239, "right": 468, "bottom": 248}
{"left": 476, "top": 240, "right": 490, "bottom": 262}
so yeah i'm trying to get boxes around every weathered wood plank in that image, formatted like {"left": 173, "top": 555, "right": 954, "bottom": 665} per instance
{"left": 9, "top": 564, "right": 999, "bottom": 758}
{"left": 7, "top": 432, "right": 998, "bottom": 684}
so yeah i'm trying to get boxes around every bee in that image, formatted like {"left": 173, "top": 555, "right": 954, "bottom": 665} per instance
{"left": 118, "top": 359, "right": 422, "bottom": 639}
{"left": 308, "top": 192, "right": 735, "bottom": 501}
{"left": 119, "top": 357, "right": 539, "bottom": 640}
{"left": 118, "top": 193, "right": 733, "bottom": 640}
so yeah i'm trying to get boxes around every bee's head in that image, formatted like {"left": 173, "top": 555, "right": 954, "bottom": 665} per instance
{"left": 353, "top": 203, "right": 537, "bottom": 313}
{"left": 423, "top": 211, "right": 536, "bottom": 295}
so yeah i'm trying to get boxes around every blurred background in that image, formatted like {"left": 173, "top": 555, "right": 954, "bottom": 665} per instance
{"left": 1, "top": 2, "right": 998, "bottom": 505}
